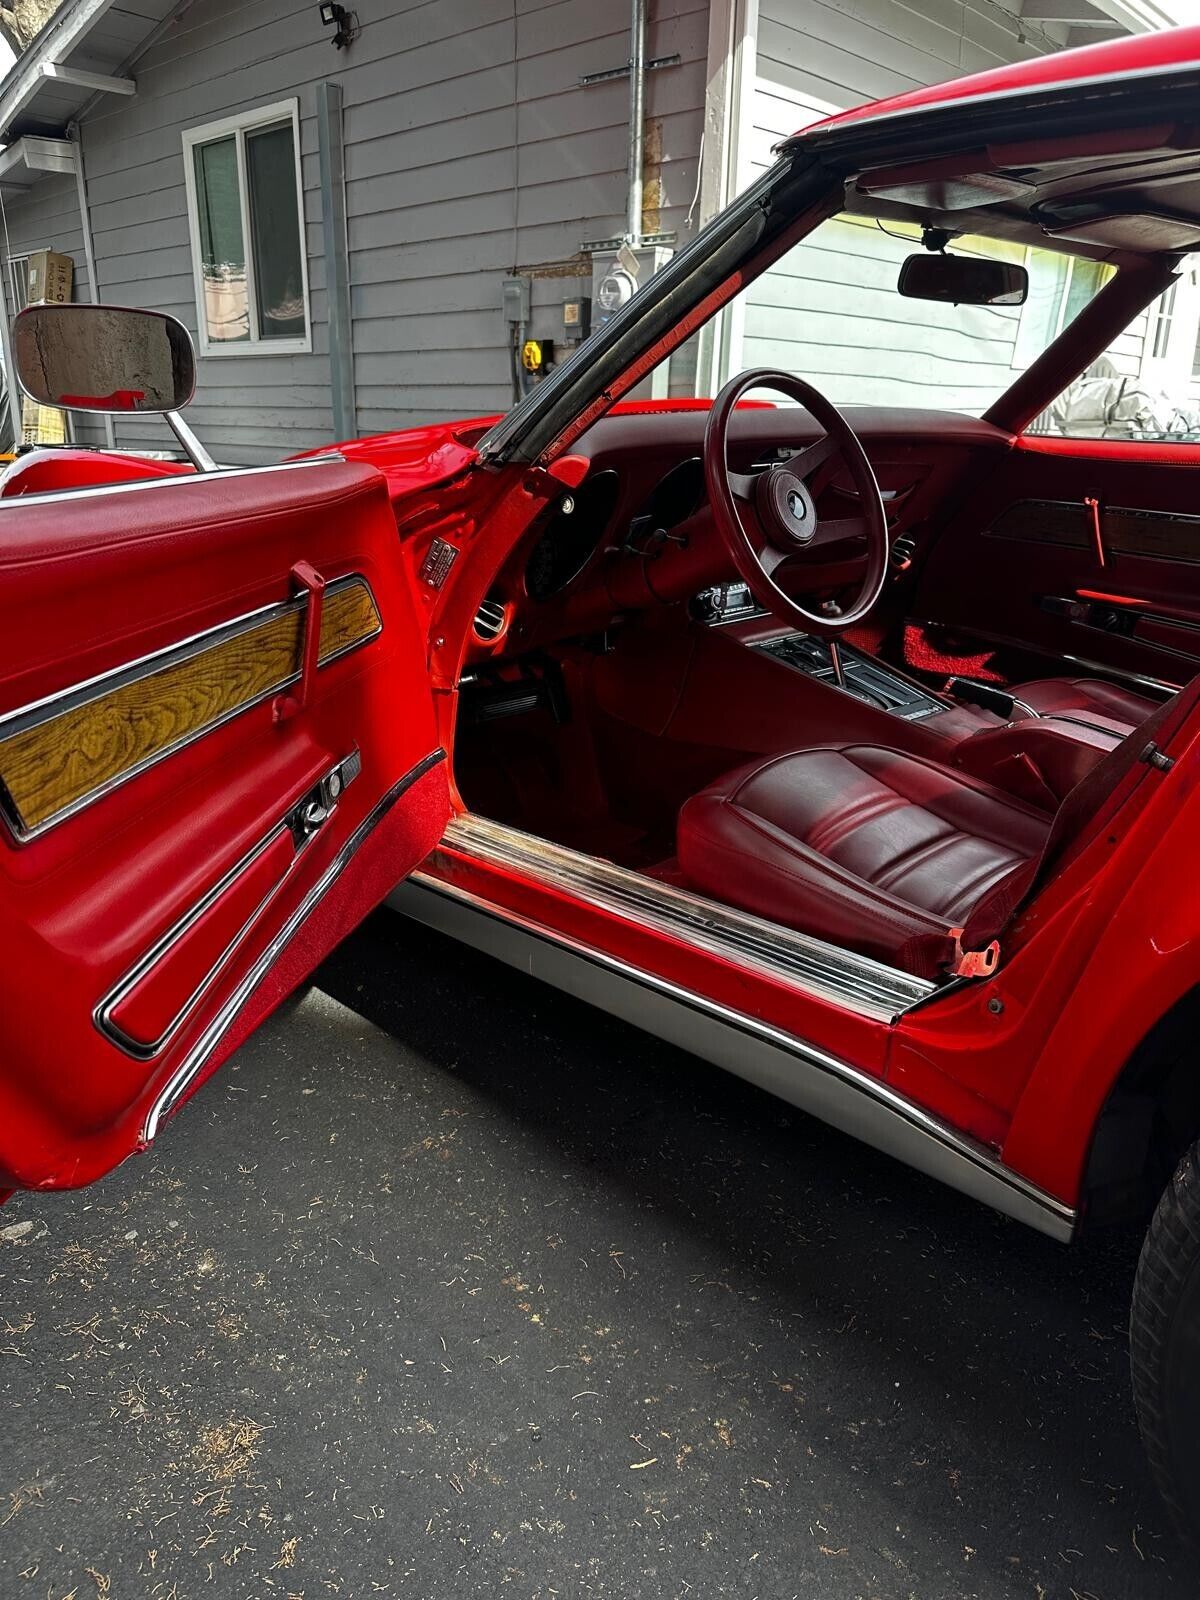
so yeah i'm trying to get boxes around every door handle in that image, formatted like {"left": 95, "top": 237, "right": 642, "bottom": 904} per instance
{"left": 273, "top": 561, "right": 326, "bottom": 724}
{"left": 1083, "top": 494, "right": 1106, "bottom": 569}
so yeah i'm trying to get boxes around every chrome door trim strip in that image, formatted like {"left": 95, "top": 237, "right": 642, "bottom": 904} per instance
{"left": 0, "top": 572, "right": 381, "bottom": 845}
{"left": 0, "top": 452, "right": 345, "bottom": 511}
{"left": 435, "top": 813, "right": 934, "bottom": 1022}
{"left": 392, "top": 874, "right": 1076, "bottom": 1243}
{"left": 140, "top": 747, "right": 447, "bottom": 1142}
{"left": 96, "top": 750, "right": 362, "bottom": 1061}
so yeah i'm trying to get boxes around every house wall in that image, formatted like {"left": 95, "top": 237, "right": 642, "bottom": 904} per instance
{"left": 0, "top": 0, "right": 1149, "bottom": 456}
{"left": 0, "top": 166, "right": 108, "bottom": 446}
{"left": 2, "top": 0, "right": 709, "bottom": 464}
{"left": 730, "top": 0, "right": 1086, "bottom": 407}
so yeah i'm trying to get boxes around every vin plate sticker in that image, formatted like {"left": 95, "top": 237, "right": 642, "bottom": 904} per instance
{"left": 420, "top": 538, "right": 459, "bottom": 589}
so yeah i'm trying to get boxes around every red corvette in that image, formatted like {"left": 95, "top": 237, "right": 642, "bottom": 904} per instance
{"left": 4, "top": 25, "right": 1200, "bottom": 1547}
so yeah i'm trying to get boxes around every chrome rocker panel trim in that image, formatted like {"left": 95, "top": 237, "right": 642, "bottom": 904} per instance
{"left": 436, "top": 813, "right": 934, "bottom": 1024}
{"left": 392, "top": 872, "right": 1076, "bottom": 1243}
{"left": 141, "top": 747, "right": 446, "bottom": 1143}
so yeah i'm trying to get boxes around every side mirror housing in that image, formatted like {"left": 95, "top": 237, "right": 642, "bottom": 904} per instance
{"left": 897, "top": 253, "right": 1028, "bottom": 307}
{"left": 13, "top": 303, "right": 196, "bottom": 414}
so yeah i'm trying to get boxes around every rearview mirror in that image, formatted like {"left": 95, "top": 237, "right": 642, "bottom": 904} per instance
{"left": 13, "top": 303, "right": 196, "bottom": 414}
{"left": 897, "top": 253, "right": 1028, "bottom": 306}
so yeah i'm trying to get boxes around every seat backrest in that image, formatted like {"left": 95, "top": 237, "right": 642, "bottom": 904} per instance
{"left": 962, "top": 674, "right": 1200, "bottom": 950}
{"left": 1041, "top": 674, "right": 1200, "bottom": 881}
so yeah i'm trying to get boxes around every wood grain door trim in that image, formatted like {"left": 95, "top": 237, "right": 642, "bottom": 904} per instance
{"left": 986, "top": 498, "right": 1200, "bottom": 564}
{"left": 0, "top": 574, "right": 382, "bottom": 842}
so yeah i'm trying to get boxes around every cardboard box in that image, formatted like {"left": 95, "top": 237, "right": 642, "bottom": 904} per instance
{"left": 20, "top": 395, "right": 66, "bottom": 446}
{"left": 27, "top": 249, "right": 73, "bottom": 305}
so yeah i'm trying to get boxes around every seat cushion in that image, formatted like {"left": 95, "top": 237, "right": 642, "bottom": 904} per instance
{"left": 1013, "top": 675, "right": 1159, "bottom": 728}
{"left": 925, "top": 673, "right": 1160, "bottom": 746}
{"left": 677, "top": 745, "right": 1051, "bottom": 978}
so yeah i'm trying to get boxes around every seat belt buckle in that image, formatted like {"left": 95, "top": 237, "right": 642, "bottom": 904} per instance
{"left": 949, "top": 928, "right": 1000, "bottom": 979}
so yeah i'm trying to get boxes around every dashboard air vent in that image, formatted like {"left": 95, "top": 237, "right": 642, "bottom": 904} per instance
{"left": 474, "top": 595, "right": 507, "bottom": 641}
{"left": 891, "top": 535, "right": 916, "bottom": 572}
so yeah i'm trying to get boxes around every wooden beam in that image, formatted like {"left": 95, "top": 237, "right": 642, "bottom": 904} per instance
{"left": 39, "top": 62, "right": 136, "bottom": 95}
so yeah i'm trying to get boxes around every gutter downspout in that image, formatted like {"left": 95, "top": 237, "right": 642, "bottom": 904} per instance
{"left": 69, "top": 120, "right": 115, "bottom": 449}
{"left": 0, "top": 232, "right": 17, "bottom": 449}
{"left": 317, "top": 82, "right": 355, "bottom": 443}
{"left": 626, "top": 0, "right": 646, "bottom": 243}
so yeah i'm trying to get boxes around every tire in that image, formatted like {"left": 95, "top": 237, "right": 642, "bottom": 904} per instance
{"left": 1130, "top": 1138, "right": 1200, "bottom": 1552}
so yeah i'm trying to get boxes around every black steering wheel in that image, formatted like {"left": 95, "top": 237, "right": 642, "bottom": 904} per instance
{"left": 703, "top": 369, "right": 889, "bottom": 636}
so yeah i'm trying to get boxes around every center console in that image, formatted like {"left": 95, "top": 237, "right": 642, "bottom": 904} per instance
{"left": 692, "top": 582, "right": 944, "bottom": 723}
{"left": 755, "top": 634, "right": 946, "bottom": 722}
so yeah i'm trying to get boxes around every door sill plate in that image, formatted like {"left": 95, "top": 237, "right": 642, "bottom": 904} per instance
{"left": 428, "top": 813, "right": 935, "bottom": 1023}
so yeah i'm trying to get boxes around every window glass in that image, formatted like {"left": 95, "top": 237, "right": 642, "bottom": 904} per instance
{"left": 728, "top": 213, "right": 1110, "bottom": 416}
{"left": 245, "top": 121, "right": 306, "bottom": 340}
{"left": 185, "top": 105, "right": 308, "bottom": 353}
{"left": 1039, "top": 263, "right": 1200, "bottom": 442}
{"left": 193, "top": 136, "right": 248, "bottom": 344}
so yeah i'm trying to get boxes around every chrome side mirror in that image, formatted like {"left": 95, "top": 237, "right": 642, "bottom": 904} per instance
{"left": 13, "top": 303, "right": 215, "bottom": 470}
{"left": 14, "top": 303, "right": 197, "bottom": 414}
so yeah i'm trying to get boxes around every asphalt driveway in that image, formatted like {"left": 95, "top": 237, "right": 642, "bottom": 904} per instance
{"left": 0, "top": 907, "right": 1189, "bottom": 1599}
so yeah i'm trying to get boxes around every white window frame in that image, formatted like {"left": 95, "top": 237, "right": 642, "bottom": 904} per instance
{"left": 182, "top": 99, "right": 311, "bottom": 357}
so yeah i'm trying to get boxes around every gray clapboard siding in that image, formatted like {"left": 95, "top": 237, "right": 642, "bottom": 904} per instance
{"left": 45, "top": 0, "right": 704, "bottom": 458}
{"left": 0, "top": 0, "right": 1101, "bottom": 458}
{"left": 0, "top": 171, "right": 109, "bottom": 446}
{"left": 736, "top": 3, "right": 1082, "bottom": 412}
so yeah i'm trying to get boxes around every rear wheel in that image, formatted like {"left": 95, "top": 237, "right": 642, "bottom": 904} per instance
{"left": 1130, "top": 1138, "right": 1200, "bottom": 1551}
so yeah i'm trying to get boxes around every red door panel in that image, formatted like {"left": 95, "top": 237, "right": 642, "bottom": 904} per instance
{"left": 0, "top": 458, "right": 449, "bottom": 1193}
{"left": 911, "top": 437, "right": 1200, "bottom": 688}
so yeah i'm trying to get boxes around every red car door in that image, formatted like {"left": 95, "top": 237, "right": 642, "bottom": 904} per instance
{"left": 0, "top": 456, "right": 450, "bottom": 1193}
{"left": 913, "top": 437, "right": 1200, "bottom": 689}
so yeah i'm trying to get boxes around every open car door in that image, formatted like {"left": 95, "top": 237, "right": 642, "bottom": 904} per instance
{"left": 0, "top": 455, "right": 449, "bottom": 1192}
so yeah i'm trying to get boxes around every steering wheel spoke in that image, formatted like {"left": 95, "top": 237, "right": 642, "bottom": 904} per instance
{"left": 726, "top": 468, "right": 759, "bottom": 504}
{"left": 783, "top": 433, "right": 838, "bottom": 483}
{"left": 758, "top": 542, "right": 791, "bottom": 579}
{"left": 809, "top": 514, "right": 868, "bottom": 549}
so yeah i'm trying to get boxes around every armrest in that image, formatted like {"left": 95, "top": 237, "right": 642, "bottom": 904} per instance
{"left": 952, "top": 716, "right": 1122, "bottom": 810}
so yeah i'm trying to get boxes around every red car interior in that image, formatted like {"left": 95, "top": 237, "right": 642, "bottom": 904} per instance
{"left": 452, "top": 394, "right": 1185, "bottom": 976}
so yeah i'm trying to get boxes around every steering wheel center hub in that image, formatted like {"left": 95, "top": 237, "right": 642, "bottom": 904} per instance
{"left": 758, "top": 467, "right": 817, "bottom": 547}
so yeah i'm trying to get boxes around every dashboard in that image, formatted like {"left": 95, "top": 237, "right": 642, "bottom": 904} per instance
{"left": 468, "top": 405, "right": 1014, "bottom": 663}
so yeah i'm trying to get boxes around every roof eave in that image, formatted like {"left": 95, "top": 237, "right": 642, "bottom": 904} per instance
{"left": 0, "top": 0, "right": 124, "bottom": 142}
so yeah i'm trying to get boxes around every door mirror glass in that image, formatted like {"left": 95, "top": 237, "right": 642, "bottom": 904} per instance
{"left": 13, "top": 303, "right": 196, "bottom": 413}
{"left": 897, "top": 253, "right": 1028, "bottom": 306}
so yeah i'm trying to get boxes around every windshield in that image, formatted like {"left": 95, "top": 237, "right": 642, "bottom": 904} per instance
{"left": 701, "top": 211, "right": 1114, "bottom": 418}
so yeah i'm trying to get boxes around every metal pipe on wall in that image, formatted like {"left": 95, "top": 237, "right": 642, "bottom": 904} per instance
{"left": 69, "top": 122, "right": 116, "bottom": 450}
{"left": 626, "top": 0, "right": 646, "bottom": 243}
{"left": 317, "top": 81, "right": 356, "bottom": 443}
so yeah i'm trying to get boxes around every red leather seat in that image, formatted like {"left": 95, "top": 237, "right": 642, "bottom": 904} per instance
{"left": 1011, "top": 676, "right": 1159, "bottom": 726}
{"left": 926, "top": 674, "right": 1161, "bottom": 747}
{"left": 677, "top": 745, "right": 1051, "bottom": 978}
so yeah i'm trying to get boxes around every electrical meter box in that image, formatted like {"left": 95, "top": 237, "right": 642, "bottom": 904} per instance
{"left": 590, "top": 243, "right": 673, "bottom": 398}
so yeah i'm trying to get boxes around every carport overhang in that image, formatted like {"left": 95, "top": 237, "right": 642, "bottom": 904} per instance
{"left": 0, "top": 0, "right": 177, "bottom": 442}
